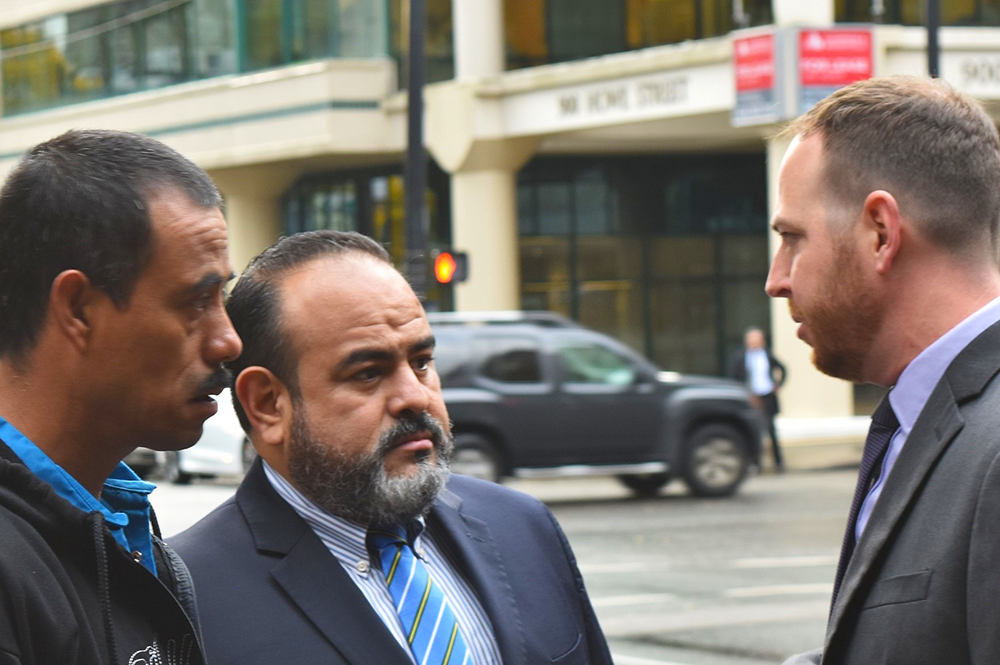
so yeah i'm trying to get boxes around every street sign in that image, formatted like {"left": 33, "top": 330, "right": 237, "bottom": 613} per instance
{"left": 732, "top": 30, "right": 785, "bottom": 126}
{"left": 797, "top": 28, "right": 873, "bottom": 114}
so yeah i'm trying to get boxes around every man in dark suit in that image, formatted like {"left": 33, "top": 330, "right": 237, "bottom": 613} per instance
{"left": 730, "top": 327, "right": 786, "bottom": 471}
{"left": 171, "top": 230, "right": 612, "bottom": 665}
{"left": 769, "top": 76, "right": 1000, "bottom": 664}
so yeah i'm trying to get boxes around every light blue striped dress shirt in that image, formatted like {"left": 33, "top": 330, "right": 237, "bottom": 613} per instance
{"left": 856, "top": 295, "right": 1000, "bottom": 540}
{"left": 263, "top": 462, "right": 502, "bottom": 665}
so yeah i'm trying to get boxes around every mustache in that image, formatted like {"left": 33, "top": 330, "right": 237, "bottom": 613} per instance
{"left": 196, "top": 366, "right": 232, "bottom": 396}
{"left": 377, "top": 412, "right": 447, "bottom": 454}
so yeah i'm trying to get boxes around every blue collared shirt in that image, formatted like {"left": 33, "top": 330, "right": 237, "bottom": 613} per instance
{"left": 0, "top": 415, "right": 158, "bottom": 574}
{"left": 856, "top": 295, "right": 1000, "bottom": 540}
{"left": 263, "top": 461, "right": 502, "bottom": 665}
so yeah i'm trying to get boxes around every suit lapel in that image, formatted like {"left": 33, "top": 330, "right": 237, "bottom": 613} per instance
{"left": 825, "top": 386, "right": 963, "bottom": 647}
{"left": 237, "top": 462, "right": 412, "bottom": 665}
{"left": 430, "top": 489, "right": 527, "bottom": 664}
{"left": 826, "top": 319, "right": 1000, "bottom": 649}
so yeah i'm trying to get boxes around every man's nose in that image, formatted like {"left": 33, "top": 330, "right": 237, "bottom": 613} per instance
{"left": 765, "top": 255, "right": 790, "bottom": 299}
{"left": 387, "top": 365, "right": 432, "bottom": 417}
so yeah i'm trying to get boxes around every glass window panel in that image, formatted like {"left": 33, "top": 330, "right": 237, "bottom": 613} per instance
{"left": 193, "top": 0, "right": 237, "bottom": 76}
{"left": 576, "top": 237, "right": 640, "bottom": 282}
{"left": 650, "top": 280, "right": 717, "bottom": 374}
{"left": 505, "top": 0, "right": 547, "bottom": 69}
{"left": 63, "top": 8, "right": 110, "bottom": 104}
{"left": 721, "top": 278, "right": 770, "bottom": 361}
{"left": 246, "top": 0, "right": 283, "bottom": 69}
{"left": 575, "top": 169, "right": 618, "bottom": 235}
{"left": 144, "top": 2, "right": 190, "bottom": 88}
{"left": 478, "top": 338, "right": 543, "bottom": 384}
{"left": 339, "top": 0, "right": 388, "bottom": 57}
{"left": 578, "top": 281, "right": 644, "bottom": 354}
{"left": 649, "top": 236, "right": 714, "bottom": 278}
{"left": 558, "top": 342, "right": 636, "bottom": 385}
{"left": 719, "top": 235, "right": 768, "bottom": 277}
{"left": 547, "top": 0, "right": 624, "bottom": 62}
{"left": 108, "top": 6, "right": 140, "bottom": 94}
{"left": 537, "top": 182, "right": 572, "bottom": 235}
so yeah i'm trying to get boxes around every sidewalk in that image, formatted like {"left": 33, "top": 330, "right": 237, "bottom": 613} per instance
{"left": 774, "top": 416, "right": 867, "bottom": 471}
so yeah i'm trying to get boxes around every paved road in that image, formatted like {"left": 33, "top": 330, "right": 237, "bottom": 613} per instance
{"left": 152, "top": 468, "right": 857, "bottom": 665}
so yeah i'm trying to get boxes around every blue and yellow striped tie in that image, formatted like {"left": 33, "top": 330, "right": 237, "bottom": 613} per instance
{"left": 368, "top": 525, "right": 474, "bottom": 665}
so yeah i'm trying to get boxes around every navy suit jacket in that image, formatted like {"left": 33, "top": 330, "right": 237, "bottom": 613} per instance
{"left": 171, "top": 461, "right": 612, "bottom": 665}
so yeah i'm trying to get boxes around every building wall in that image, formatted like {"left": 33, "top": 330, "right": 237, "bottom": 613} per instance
{"left": 5, "top": 0, "right": 1000, "bottom": 422}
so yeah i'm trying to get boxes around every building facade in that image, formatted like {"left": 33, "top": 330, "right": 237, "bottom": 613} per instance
{"left": 3, "top": 0, "right": 1000, "bottom": 431}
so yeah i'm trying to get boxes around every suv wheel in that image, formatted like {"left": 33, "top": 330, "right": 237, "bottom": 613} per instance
{"left": 682, "top": 424, "right": 749, "bottom": 497}
{"left": 450, "top": 434, "right": 502, "bottom": 483}
{"left": 163, "top": 451, "right": 193, "bottom": 485}
{"left": 618, "top": 472, "right": 672, "bottom": 497}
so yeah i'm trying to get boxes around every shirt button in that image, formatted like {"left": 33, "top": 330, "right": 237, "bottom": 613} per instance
{"left": 356, "top": 560, "right": 369, "bottom": 573}
{"left": 131, "top": 551, "right": 143, "bottom": 563}
{"left": 417, "top": 547, "right": 427, "bottom": 559}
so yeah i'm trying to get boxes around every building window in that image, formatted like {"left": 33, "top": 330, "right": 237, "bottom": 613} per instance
{"left": 0, "top": 0, "right": 398, "bottom": 116}
{"left": 518, "top": 155, "right": 769, "bottom": 377}
{"left": 837, "top": 0, "right": 1000, "bottom": 24}
{"left": 390, "top": 0, "right": 455, "bottom": 84}
{"left": 1, "top": 0, "right": 237, "bottom": 116}
{"left": 282, "top": 163, "right": 454, "bottom": 310}
{"left": 505, "top": 0, "right": 773, "bottom": 69}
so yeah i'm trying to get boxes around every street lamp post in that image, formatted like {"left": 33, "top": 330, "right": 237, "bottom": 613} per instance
{"left": 927, "top": 0, "right": 940, "bottom": 78}
{"left": 404, "top": 0, "right": 428, "bottom": 298}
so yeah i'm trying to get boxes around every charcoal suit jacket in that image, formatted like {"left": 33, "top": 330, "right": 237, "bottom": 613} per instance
{"left": 170, "top": 461, "right": 612, "bottom": 665}
{"left": 784, "top": 319, "right": 1000, "bottom": 664}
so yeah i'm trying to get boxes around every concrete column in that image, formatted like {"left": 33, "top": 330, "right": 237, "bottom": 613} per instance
{"left": 766, "top": 136, "right": 853, "bottom": 418}
{"left": 452, "top": 0, "right": 505, "bottom": 79}
{"left": 223, "top": 193, "right": 282, "bottom": 273}
{"left": 210, "top": 165, "right": 301, "bottom": 273}
{"left": 451, "top": 168, "right": 520, "bottom": 311}
{"left": 772, "top": 0, "right": 834, "bottom": 25}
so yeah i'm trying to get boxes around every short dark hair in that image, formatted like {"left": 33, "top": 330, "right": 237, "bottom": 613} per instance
{"left": 0, "top": 129, "right": 221, "bottom": 361}
{"left": 788, "top": 76, "right": 1000, "bottom": 257}
{"left": 225, "top": 230, "right": 393, "bottom": 432}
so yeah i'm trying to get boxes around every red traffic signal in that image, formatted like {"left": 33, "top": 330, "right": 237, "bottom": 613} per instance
{"left": 433, "top": 251, "right": 468, "bottom": 284}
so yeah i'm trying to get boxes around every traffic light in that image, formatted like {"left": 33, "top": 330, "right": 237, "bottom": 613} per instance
{"left": 433, "top": 250, "right": 469, "bottom": 284}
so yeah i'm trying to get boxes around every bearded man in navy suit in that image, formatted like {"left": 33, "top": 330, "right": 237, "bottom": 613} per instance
{"left": 171, "top": 230, "right": 612, "bottom": 665}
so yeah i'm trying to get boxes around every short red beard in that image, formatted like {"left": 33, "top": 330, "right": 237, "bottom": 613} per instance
{"left": 790, "top": 243, "right": 882, "bottom": 384}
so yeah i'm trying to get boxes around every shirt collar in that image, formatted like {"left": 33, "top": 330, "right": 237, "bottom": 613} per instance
{"left": 890, "top": 295, "right": 1000, "bottom": 434}
{"left": 0, "top": 414, "right": 154, "bottom": 527}
{"left": 262, "top": 460, "right": 427, "bottom": 564}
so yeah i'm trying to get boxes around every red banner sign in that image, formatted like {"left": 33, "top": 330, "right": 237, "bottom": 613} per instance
{"left": 798, "top": 29, "right": 873, "bottom": 88}
{"left": 735, "top": 34, "right": 776, "bottom": 93}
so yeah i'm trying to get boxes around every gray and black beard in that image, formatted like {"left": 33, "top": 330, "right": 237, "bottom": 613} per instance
{"left": 287, "top": 409, "right": 453, "bottom": 525}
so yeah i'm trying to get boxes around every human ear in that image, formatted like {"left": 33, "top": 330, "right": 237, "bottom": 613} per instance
{"left": 49, "top": 270, "right": 97, "bottom": 354}
{"left": 234, "top": 367, "right": 293, "bottom": 450}
{"left": 862, "top": 190, "right": 902, "bottom": 274}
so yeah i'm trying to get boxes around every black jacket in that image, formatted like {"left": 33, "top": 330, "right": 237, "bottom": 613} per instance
{"left": 0, "top": 440, "right": 205, "bottom": 665}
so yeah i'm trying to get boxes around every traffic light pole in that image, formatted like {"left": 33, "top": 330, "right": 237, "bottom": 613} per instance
{"left": 404, "top": 0, "right": 428, "bottom": 299}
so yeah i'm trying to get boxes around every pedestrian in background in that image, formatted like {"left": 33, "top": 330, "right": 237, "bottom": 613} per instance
{"left": 171, "top": 230, "right": 612, "bottom": 665}
{"left": 770, "top": 76, "right": 1000, "bottom": 665}
{"left": 0, "top": 129, "right": 241, "bottom": 664}
{"left": 730, "top": 326, "right": 786, "bottom": 472}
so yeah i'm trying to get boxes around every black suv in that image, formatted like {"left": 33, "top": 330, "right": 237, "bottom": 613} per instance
{"left": 429, "top": 312, "right": 765, "bottom": 497}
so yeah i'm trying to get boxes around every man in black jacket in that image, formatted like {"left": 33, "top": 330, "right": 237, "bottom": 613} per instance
{"left": 0, "top": 130, "right": 242, "bottom": 664}
{"left": 730, "top": 327, "right": 787, "bottom": 471}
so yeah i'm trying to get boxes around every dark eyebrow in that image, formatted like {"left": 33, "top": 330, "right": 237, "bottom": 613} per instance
{"left": 337, "top": 335, "right": 437, "bottom": 372}
{"left": 186, "top": 271, "right": 236, "bottom": 296}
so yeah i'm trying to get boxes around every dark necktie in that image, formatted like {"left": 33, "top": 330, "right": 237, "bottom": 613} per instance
{"left": 831, "top": 395, "right": 899, "bottom": 610}
{"left": 368, "top": 524, "right": 475, "bottom": 665}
